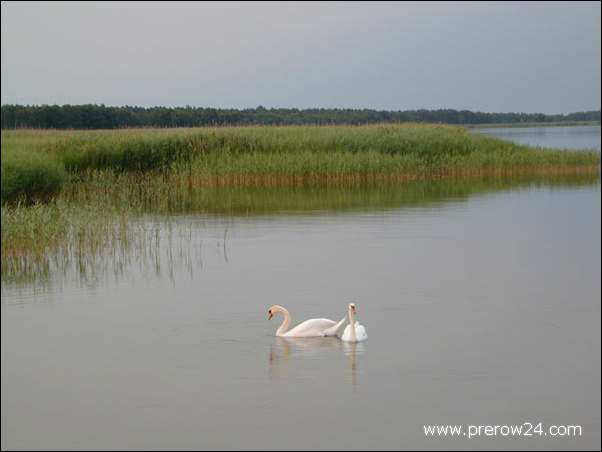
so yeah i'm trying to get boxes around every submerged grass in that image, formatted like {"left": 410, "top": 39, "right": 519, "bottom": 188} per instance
{"left": 2, "top": 172, "right": 599, "bottom": 286}
{"left": 1, "top": 199, "right": 135, "bottom": 286}
{"left": 1, "top": 123, "right": 600, "bottom": 283}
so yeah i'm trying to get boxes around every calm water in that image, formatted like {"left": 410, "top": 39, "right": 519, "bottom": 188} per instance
{"left": 472, "top": 125, "right": 601, "bottom": 150}
{"left": 2, "top": 127, "right": 601, "bottom": 450}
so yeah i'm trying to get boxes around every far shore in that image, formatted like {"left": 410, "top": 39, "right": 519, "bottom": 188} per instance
{"left": 467, "top": 120, "right": 600, "bottom": 129}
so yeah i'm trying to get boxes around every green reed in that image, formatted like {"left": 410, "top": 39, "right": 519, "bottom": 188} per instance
{"left": 1, "top": 149, "right": 66, "bottom": 203}
{"left": 1, "top": 124, "right": 600, "bottom": 284}
{"left": 2, "top": 171, "right": 599, "bottom": 287}
{"left": 2, "top": 124, "right": 600, "bottom": 203}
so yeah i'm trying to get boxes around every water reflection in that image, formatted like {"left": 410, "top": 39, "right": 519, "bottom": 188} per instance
{"left": 2, "top": 168, "right": 600, "bottom": 450}
{"left": 269, "top": 337, "right": 365, "bottom": 388}
{"left": 342, "top": 342, "right": 363, "bottom": 389}
{"left": 1, "top": 172, "right": 599, "bottom": 292}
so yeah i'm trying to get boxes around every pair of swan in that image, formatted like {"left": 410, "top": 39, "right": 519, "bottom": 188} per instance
{"left": 267, "top": 303, "right": 367, "bottom": 342}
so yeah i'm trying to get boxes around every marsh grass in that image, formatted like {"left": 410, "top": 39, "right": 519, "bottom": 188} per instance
{"left": 1, "top": 124, "right": 600, "bottom": 284}
{"left": 60, "top": 164, "right": 600, "bottom": 214}
{"left": 1, "top": 124, "right": 599, "bottom": 200}
{"left": 1, "top": 200, "right": 120, "bottom": 276}
{"left": 0, "top": 201, "right": 201, "bottom": 288}
{"left": 2, "top": 172, "right": 599, "bottom": 286}
{"left": 0, "top": 150, "right": 66, "bottom": 203}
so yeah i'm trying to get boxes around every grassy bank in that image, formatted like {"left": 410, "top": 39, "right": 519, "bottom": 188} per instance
{"left": 1, "top": 123, "right": 600, "bottom": 283}
{"left": 1, "top": 124, "right": 599, "bottom": 202}
{"left": 2, "top": 172, "right": 600, "bottom": 286}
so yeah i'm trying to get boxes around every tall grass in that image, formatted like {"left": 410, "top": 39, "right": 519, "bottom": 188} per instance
{"left": 1, "top": 124, "right": 599, "bottom": 284}
{"left": 2, "top": 172, "right": 599, "bottom": 286}
{"left": 54, "top": 135, "right": 204, "bottom": 172}
{"left": 2, "top": 124, "right": 599, "bottom": 199}
{"left": 0, "top": 199, "right": 134, "bottom": 286}
{"left": 1, "top": 149, "right": 66, "bottom": 203}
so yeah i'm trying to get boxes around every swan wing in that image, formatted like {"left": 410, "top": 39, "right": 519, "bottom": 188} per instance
{"left": 282, "top": 318, "right": 336, "bottom": 337}
{"left": 323, "top": 315, "right": 347, "bottom": 337}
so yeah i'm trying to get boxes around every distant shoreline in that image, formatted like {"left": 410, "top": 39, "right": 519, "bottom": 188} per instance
{"left": 2, "top": 104, "right": 599, "bottom": 130}
{"left": 467, "top": 121, "right": 601, "bottom": 129}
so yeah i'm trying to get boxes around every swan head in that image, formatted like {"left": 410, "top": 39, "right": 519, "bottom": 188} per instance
{"left": 267, "top": 305, "right": 284, "bottom": 320}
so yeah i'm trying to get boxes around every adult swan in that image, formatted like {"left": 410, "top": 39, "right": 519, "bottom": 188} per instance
{"left": 268, "top": 305, "right": 344, "bottom": 337}
{"left": 340, "top": 303, "right": 368, "bottom": 342}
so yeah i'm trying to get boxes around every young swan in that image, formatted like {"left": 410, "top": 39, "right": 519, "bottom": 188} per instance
{"left": 340, "top": 303, "right": 368, "bottom": 343}
{"left": 268, "top": 305, "right": 341, "bottom": 337}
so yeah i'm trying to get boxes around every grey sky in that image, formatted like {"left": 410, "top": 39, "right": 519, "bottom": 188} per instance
{"left": 1, "top": 1, "right": 600, "bottom": 113}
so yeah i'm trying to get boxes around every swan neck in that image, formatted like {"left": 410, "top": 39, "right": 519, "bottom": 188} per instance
{"left": 348, "top": 309, "right": 357, "bottom": 342}
{"left": 276, "top": 307, "right": 291, "bottom": 336}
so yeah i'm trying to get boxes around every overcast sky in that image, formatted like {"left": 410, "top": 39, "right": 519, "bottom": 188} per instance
{"left": 1, "top": 1, "right": 600, "bottom": 113}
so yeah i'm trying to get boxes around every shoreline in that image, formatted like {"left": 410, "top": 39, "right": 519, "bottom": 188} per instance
{"left": 174, "top": 164, "right": 601, "bottom": 189}
{"left": 2, "top": 164, "right": 599, "bottom": 282}
{"left": 466, "top": 120, "right": 600, "bottom": 129}
{"left": 2, "top": 123, "right": 600, "bottom": 204}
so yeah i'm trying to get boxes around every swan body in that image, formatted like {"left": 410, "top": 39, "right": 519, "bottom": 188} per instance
{"left": 341, "top": 323, "right": 368, "bottom": 342}
{"left": 322, "top": 315, "right": 347, "bottom": 337}
{"left": 281, "top": 318, "right": 340, "bottom": 337}
{"left": 340, "top": 303, "right": 368, "bottom": 342}
{"left": 268, "top": 305, "right": 339, "bottom": 337}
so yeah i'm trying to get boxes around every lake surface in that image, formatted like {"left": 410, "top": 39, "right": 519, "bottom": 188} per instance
{"left": 472, "top": 125, "right": 601, "bottom": 151}
{"left": 2, "top": 127, "right": 600, "bottom": 450}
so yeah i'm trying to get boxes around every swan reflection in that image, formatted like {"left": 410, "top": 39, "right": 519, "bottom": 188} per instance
{"left": 268, "top": 337, "right": 365, "bottom": 388}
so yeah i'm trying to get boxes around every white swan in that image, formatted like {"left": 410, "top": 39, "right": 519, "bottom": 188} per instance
{"left": 340, "top": 303, "right": 368, "bottom": 342}
{"left": 268, "top": 305, "right": 341, "bottom": 337}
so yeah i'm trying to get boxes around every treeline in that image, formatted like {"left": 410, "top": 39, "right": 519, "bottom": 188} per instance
{"left": 1, "top": 104, "right": 600, "bottom": 129}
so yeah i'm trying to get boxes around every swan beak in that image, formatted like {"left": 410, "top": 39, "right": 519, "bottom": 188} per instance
{"left": 351, "top": 305, "right": 356, "bottom": 314}
{"left": 268, "top": 312, "right": 273, "bottom": 320}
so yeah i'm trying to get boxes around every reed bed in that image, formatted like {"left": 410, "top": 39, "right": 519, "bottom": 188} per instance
{"left": 1, "top": 150, "right": 66, "bottom": 203}
{"left": 2, "top": 124, "right": 599, "bottom": 203}
{"left": 2, "top": 172, "right": 599, "bottom": 286}
{"left": 1, "top": 123, "right": 600, "bottom": 283}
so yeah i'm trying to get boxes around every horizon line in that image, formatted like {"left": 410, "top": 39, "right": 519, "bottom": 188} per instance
{"left": 1, "top": 104, "right": 600, "bottom": 116}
